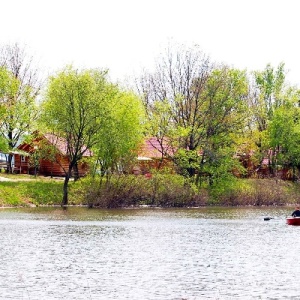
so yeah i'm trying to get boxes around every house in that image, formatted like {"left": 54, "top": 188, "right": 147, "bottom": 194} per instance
{"left": 0, "top": 152, "right": 7, "bottom": 171}
{"left": 14, "top": 133, "right": 91, "bottom": 177}
{"left": 133, "top": 137, "right": 175, "bottom": 174}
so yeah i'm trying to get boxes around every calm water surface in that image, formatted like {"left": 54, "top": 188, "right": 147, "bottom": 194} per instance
{"left": 0, "top": 206, "right": 299, "bottom": 300}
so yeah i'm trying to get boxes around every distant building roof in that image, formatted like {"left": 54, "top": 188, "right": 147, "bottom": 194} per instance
{"left": 18, "top": 133, "right": 92, "bottom": 157}
{"left": 138, "top": 137, "right": 175, "bottom": 159}
{"left": 44, "top": 133, "right": 93, "bottom": 157}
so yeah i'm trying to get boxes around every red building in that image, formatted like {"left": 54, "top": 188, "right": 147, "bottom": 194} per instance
{"left": 133, "top": 137, "right": 176, "bottom": 175}
{"left": 15, "top": 133, "right": 91, "bottom": 177}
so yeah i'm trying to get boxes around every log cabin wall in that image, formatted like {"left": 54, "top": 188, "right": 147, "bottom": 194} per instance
{"left": 38, "top": 154, "right": 68, "bottom": 177}
{"left": 15, "top": 133, "right": 90, "bottom": 177}
{"left": 13, "top": 154, "right": 30, "bottom": 174}
{"left": 14, "top": 153, "right": 89, "bottom": 177}
{"left": 38, "top": 155, "right": 88, "bottom": 177}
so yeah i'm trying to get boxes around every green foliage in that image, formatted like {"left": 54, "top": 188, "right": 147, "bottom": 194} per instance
{"left": 174, "top": 149, "right": 200, "bottom": 177}
{"left": 82, "top": 173, "right": 207, "bottom": 208}
{"left": 4, "top": 45, "right": 300, "bottom": 208}
{"left": 0, "top": 175, "right": 299, "bottom": 208}
{"left": 0, "top": 135, "right": 8, "bottom": 152}
{"left": 267, "top": 97, "right": 300, "bottom": 178}
{"left": 40, "top": 66, "right": 145, "bottom": 205}
{"left": 0, "top": 66, "right": 19, "bottom": 102}
{"left": 201, "top": 148, "right": 238, "bottom": 186}
{"left": 254, "top": 63, "right": 285, "bottom": 116}
{"left": 92, "top": 90, "right": 145, "bottom": 176}
{"left": 69, "top": 175, "right": 300, "bottom": 207}
{"left": 0, "top": 65, "right": 38, "bottom": 154}
{"left": 208, "top": 178, "right": 295, "bottom": 206}
{"left": 40, "top": 66, "right": 120, "bottom": 204}
{"left": 41, "top": 66, "right": 110, "bottom": 148}
{"left": 140, "top": 46, "right": 250, "bottom": 180}
{"left": 144, "top": 99, "right": 172, "bottom": 137}
{"left": 208, "top": 176, "right": 242, "bottom": 205}
{"left": 203, "top": 68, "right": 249, "bottom": 136}
{"left": 250, "top": 63, "right": 287, "bottom": 141}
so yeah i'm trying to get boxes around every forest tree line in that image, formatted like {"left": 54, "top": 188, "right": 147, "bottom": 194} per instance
{"left": 1, "top": 42, "right": 300, "bottom": 205}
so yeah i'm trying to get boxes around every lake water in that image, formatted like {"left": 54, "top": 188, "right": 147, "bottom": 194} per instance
{"left": 0, "top": 206, "right": 299, "bottom": 300}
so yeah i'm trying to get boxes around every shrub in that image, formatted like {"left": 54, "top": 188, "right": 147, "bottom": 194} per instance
{"left": 82, "top": 173, "right": 208, "bottom": 208}
{"left": 209, "top": 178, "right": 297, "bottom": 206}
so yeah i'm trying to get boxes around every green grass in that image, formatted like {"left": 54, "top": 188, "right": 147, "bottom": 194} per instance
{"left": 0, "top": 176, "right": 85, "bottom": 206}
{"left": 0, "top": 180, "right": 62, "bottom": 206}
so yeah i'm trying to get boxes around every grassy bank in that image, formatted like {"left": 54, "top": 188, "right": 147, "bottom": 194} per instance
{"left": 1, "top": 173, "right": 299, "bottom": 208}
{"left": 0, "top": 174, "right": 83, "bottom": 206}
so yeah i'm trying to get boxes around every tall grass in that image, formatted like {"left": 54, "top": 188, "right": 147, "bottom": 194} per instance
{"left": 81, "top": 175, "right": 300, "bottom": 208}
{"left": 0, "top": 174, "right": 299, "bottom": 207}
{"left": 209, "top": 178, "right": 299, "bottom": 206}
{"left": 80, "top": 174, "right": 208, "bottom": 208}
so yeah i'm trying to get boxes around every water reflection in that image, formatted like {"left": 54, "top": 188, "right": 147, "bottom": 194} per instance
{"left": 0, "top": 207, "right": 298, "bottom": 299}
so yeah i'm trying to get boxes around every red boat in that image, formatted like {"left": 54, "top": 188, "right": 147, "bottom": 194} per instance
{"left": 286, "top": 217, "right": 300, "bottom": 225}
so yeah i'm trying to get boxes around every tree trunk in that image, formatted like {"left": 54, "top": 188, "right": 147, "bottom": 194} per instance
{"left": 7, "top": 154, "right": 13, "bottom": 174}
{"left": 73, "top": 163, "right": 79, "bottom": 182}
{"left": 61, "top": 168, "right": 71, "bottom": 206}
{"left": 7, "top": 131, "right": 14, "bottom": 174}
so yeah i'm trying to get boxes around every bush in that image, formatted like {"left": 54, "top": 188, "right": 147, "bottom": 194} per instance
{"left": 1, "top": 174, "right": 299, "bottom": 208}
{"left": 209, "top": 178, "right": 298, "bottom": 206}
{"left": 82, "top": 173, "right": 208, "bottom": 208}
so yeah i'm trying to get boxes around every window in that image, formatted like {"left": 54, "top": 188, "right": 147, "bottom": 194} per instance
{"left": 21, "top": 155, "right": 26, "bottom": 162}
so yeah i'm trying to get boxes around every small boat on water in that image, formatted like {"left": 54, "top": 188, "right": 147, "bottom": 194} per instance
{"left": 286, "top": 217, "right": 300, "bottom": 225}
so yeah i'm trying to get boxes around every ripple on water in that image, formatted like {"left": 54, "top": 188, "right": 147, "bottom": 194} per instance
{"left": 0, "top": 207, "right": 299, "bottom": 299}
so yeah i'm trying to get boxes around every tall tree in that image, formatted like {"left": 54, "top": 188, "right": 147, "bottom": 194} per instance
{"left": 138, "top": 44, "right": 249, "bottom": 180}
{"left": 41, "top": 66, "right": 116, "bottom": 205}
{"left": 249, "top": 63, "right": 286, "bottom": 141}
{"left": 0, "top": 67, "right": 14, "bottom": 154}
{"left": 0, "top": 43, "right": 40, "bottom": 172}
{"left": 143, "top": 99, "right": 177, "bottom": 168}
{"left": 138, "top": 44, "right": 212, "bottom": 152}
{"left": 248, "top": 63, "right": 297, "bottom": 175}
{"left": 195, "top": 67, "right": 249, "bottom": 184}
{"left": 92, "top": 90, "right": 144, "bottom": 178}
{"left": 267, "top": 88, "right": 300, "bottom": 180}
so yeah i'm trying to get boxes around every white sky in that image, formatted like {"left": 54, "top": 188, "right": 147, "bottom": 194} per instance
{"left": 1, "top": 0, "right": 300, "bottom": 86}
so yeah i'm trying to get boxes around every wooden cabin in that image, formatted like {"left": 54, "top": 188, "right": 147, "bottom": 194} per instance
{"left": 15, "top": 133, "right": 91, "bottom": 177}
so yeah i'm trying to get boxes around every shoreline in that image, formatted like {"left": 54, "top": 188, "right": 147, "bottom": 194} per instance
{"left": 1, "top": 174, "right": 300, "bottom": 208}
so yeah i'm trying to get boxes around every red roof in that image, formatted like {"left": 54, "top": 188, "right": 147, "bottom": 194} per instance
{"left": 43, "top": 134, "right": 92, "bottom": 157}
{"left": 44, "top": 134, "right": 68, "bottom": 155}
{"left": 18, "top": 133, "right": 92, "bottom": 157}
{"left": 138, "top": 137, "right": 174, "bottom": 159}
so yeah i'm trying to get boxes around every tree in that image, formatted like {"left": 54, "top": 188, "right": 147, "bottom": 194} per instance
{"left": 143, "top": 99, "right": 177, "bottom": 168}
{"left": 138, "top": 44, "right": 212, "bottom": 152}
{"left": 138, "top": 44, "right": 249, "bottom": 181}
{"left": 267, "top": 88, "right": 300, "bottom": 180}
{"left": 138, "top": 44, "right": 213, "bottom": 176}
{"left": 248, "top": 63, "right": 286, "bottom": 144}
{"left": 248, "top": 63, "right": 299, "bottom": 176}
{"left": 41, "top": 66, "right": 115, "bottom": 206}
{"left": 0, "top": 43, "right": 40, "bottom": 173}
{"left": 194, "top": 67, "right": 249, "bottom": 184}
{"left": 92, "top": 90, "right": 144, "bottom": 179}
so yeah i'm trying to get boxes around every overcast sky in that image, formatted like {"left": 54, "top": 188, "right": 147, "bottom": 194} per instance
{"left": 1, "top": 0, "right": 299, "bottom": 86}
